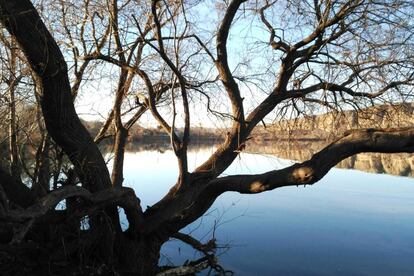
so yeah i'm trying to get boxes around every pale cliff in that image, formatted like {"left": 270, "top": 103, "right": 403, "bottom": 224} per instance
{"left": 253, "top": 103, "right": 414, "bottom": 141}
{"left": 248, "top": 103, "right": 414, "bottom": 177}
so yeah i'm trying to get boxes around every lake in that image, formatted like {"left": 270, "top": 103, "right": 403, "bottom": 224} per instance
{"left": 114, "top": 146, "right": 414, "bottom": 275}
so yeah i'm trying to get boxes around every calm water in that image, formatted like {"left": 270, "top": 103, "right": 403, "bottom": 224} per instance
{"left": 114, "top": 147, "right": 414, "bottom": 275}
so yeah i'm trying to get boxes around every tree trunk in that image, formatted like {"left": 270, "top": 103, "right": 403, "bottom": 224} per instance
{"left": 111, "top": 126, "right": 128, "bottom": 187}
{"left": 0, "top": 0, "right": 122, "bottom": 232}
{"left": 115, "top": 234, "right": 165, "bottom": 276}
{"left": 8, "top": 45, "right": 21, "bottom": 182}
{"left": 33, "top": 134, "right": 51, "bottom": 197}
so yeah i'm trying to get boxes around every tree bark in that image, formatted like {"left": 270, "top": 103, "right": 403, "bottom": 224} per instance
{"left": 111, "top": 126, "right": 128, "bottom": 187}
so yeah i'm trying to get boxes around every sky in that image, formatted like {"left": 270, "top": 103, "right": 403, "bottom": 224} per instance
{"left": 68, "top": 0, "right": 413, "bottom": 129}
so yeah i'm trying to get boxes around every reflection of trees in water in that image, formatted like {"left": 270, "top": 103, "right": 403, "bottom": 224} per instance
{"left": 102, "top": 139, "right": 219, "bottom": 154}
{"left": 247, "top": 140, "right": 414, "bottom": 177}
{"left": 103, "top": 139, "right": 414, "bottom": 177}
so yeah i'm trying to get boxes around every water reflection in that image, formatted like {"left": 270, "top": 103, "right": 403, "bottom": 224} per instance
{"left": 117, "top": 145, "right": 414, "bottom": 275}
{"left": 119, "top": 139, "right": 414, "bottom": 177}
{"left": 247, "top": 140, "right": 414, "bottom": 177}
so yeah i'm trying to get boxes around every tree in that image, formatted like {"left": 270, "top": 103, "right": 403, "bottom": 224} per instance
{"left": 0, "top": 0, "right": 414, "bottom": 275}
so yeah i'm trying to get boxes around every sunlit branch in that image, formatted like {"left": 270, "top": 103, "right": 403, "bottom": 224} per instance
{"left": 152, "top": 128, "right": 414, "bottom": 233}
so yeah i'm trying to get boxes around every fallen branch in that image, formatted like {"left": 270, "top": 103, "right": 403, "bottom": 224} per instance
{"left": 157, "top": 256, "right": 212, "bottom": 276}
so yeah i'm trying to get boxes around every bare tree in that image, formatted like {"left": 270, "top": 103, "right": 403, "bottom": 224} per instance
{"left": 0, "top": 0, "right": 414, "bottom": 275}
